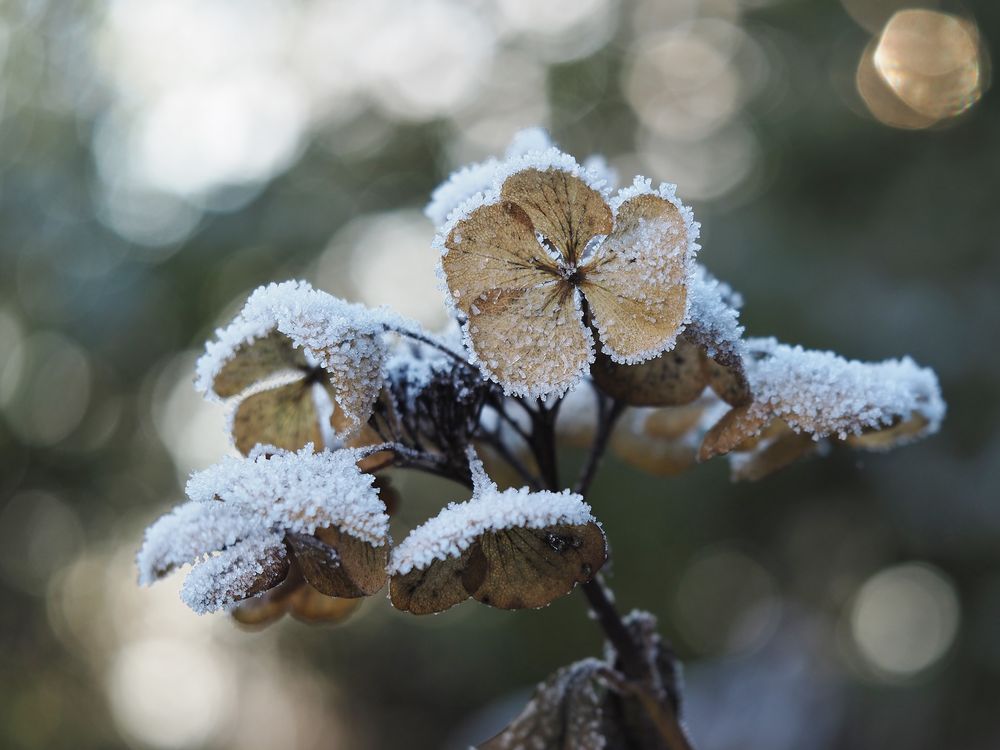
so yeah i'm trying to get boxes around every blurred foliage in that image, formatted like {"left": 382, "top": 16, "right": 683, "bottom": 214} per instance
{"left": 0, "top": 0, "right": 998, "bottom": 748}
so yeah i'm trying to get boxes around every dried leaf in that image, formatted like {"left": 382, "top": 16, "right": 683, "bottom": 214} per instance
{"left": 212, "top": 331, "right": 306, "bottom": 398}
{"left": 581, "top": 193, "right": 689, "bottom": 362}
{"left": 390, "top": 522, "right": 606, "bottom": 614}
{"left": 232, "top": 381, "right": 324, "bottom": 455}
{"left": 287, "top": 584, "right": 362, "bottom": 624}
{"left": 180, "top": 536, "right": 290, "bottom": 614}
{"left": 500, "top": 168, "right": 612, "bottom": 266}
{"left": 591, "top": 335, "right": 706, "bottom": 406}
{"left": 286, "top": 526, "right": 388, "bottom": 598}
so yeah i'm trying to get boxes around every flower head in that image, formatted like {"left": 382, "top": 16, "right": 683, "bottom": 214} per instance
{"left": 437, "top": 148, "right": 699, "bottom": 399}
{"left": 137, "top": 445, "right": 391, "bottom": 614}
{"left": 196, "top": 281, "right": 390, "bottom": 453}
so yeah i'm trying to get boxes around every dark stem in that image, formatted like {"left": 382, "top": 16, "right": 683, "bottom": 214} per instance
{"left": 390, "top": 325, "right": 470, "bottom": 367}
{"left": 565, "top": 390, "right": 695, "bottom": 750}
{"left": 574, "top": 391, "right": 625, "bottom": 494}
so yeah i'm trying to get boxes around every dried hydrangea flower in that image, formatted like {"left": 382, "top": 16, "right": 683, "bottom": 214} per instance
{"left": 389, "top": 454, "right": 606, "bottom": 614}
{"left": 195, "top": 280, "right": 391, "bottom": 452}
{"left": 700, "top": 337, "right": 945, "bottom": 474}
{"left": 137, "top": 445, "right": 390, "bottom": 614}
{"left": 437, "top": 148, "right": 699, "bottom": 399}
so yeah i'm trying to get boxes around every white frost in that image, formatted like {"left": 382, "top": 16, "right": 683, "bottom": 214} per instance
{"left": 186, "top": 445, "right": 390, "bottom": 544}
{"left": 742, "top": 337, "right": 945, "bottom": 440}
{"left": 138, "top": 445, "right": 389, "bottom": 614}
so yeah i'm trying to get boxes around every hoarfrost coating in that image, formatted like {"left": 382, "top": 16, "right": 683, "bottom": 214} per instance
{"left": 743, "top": 337, "right": 945, "bottom": 440}
{"left": 389, "top": 483, "right": 596, "bottom": 576}
{"left": 185, "top": 445, "right": 390, "bottom": 544}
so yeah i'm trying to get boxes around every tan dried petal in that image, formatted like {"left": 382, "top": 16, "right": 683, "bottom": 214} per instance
{"left": 500, "top": 168, "right": 612, "bottom": 266}
{"left": 730, "top": 424, "right": 818, "bottom": 481}
{"left": 287, "top": 584, "right": 362, "bottom": 624}
{"left": 231, "top": 563, "right": 362, "bottom": 627}
{"left": 611, "top": 426, "right": 697, "bottom": 477}
{"left": 844, "top": 412, "right": 930, "bottom": 451}
{"left": 443, "top": 201, "right": 593, "bottom": 395}
{"left": 212, "top": 331, "right": 306, "bottom": 398}
{"left": 642, "top": 401, "right": 708, "bottom": 441}
{"left": 286, "top": 526, "right": 388, "bottom": 599}
{"left": 591, "top": 334, "right": 706, "bottom": 406}
{"left": 581, "top": 193, "right": 688, "bottom": 362}
{"left": 698, "top": 404, "right": 771, "bottom": 461}
{"left": 232, "top": 381, "right": 324, "bottom": 455}
{"left": 390, "top": 522, "right": 607, "bottom": 614}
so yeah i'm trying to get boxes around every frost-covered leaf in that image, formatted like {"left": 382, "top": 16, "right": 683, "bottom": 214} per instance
{"left": 389, "top": 469, "right": 605, "bottom": 614}
{"left": 478, "top": 658, "right": 608, "bottom": 750}
{"left": 701, "top": 351, "right": 751, "bottom": 407}
{"left": 180, "top": 534, "right": 289, "bottom": 614}
{"left": 582, "top": 183, "right": 694, "bottom": 364}
{"left": 591, "top": 334, "right": 706, "bottom": 407}
{"left": 698, "top": 403, "right": 771, "bottom": 461}
{"left": 286, "top": 525, "right": 388, "bottom": 598}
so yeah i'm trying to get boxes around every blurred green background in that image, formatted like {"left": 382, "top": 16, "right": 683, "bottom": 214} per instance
{"left": 1, "top": 0, "right": 997, "bottom": 748}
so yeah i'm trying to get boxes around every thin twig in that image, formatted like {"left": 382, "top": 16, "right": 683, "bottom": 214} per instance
{"left": 389, "top": 325, "right": 469, "bottom": 366}
{"left": 574, "top": 396, "right": 625, "bottom": 495}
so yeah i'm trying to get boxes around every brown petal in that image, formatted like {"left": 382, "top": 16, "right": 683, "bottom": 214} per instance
{"left": 232, "top": 380, "right": 323, "bottom": 455}
{"left": 730, "top": 425, "right": 818, "bottom": 481}
{"left": 641, "top": 401, "right": 709, "bottom": 441}
{"left": 702, "top": 353, "right": 752, "bottom": 407}
{"left": 287, "top": 584, "right": 362, "bottom": 624}
{"left": 466, "top": 522, "right": 607, "bottom": 610}
{"left": 500, "top": 168, "right": 612, "bottom": 266}
{"left": 286, "top": 526, "right": 388, "bottom": 599}
{"left": 591, "top": 334, "right": 706, "bottom": 407}
{"left": 390, "top": 522, "right": 607, "bottom": 614}
{"left": 212, "top": 331, "right": 306, "bottom": 398}
{"left": 389, "top": 549, "right": 474, "bottom": 615}
{"left": 843, "top": 413, "right": 930, "bottom": 451}
{"left": 580, "top": 192, "right": 689, "bottom": 363}
{"left": 442, "top": 201, "right": 593, "bottom": 395}
{"left": 698, "top": 404, "right": 771, "bottom": 461}
{"left": 611, "top": 426, "right": 698, "bottom": 477}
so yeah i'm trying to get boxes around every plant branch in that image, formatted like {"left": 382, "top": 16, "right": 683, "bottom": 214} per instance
{"left": 574, "top": 393, "right": 625, "bottom": 495}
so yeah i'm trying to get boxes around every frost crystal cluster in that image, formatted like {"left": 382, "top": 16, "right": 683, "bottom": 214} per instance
{"left": 138, "top": 128, "right": 944, "bottom": 749}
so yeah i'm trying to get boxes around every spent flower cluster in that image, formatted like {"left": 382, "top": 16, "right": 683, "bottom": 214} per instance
{"left": 138, "top": 128, "right": 944, "bottom": 749}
